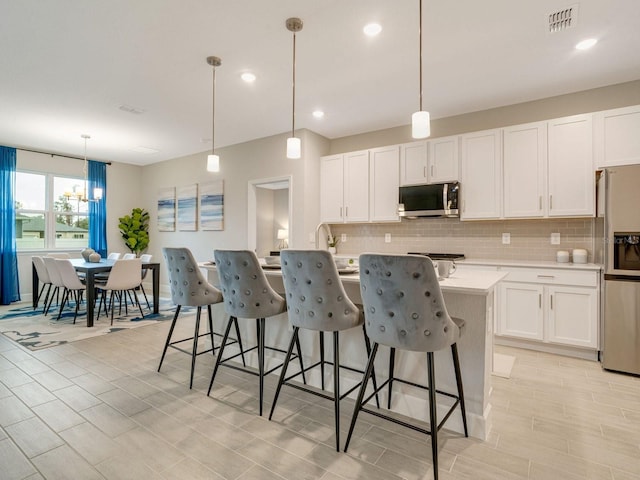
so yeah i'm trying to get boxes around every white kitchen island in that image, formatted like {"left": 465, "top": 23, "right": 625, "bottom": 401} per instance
{"left": 201, "top": 263, "right": 506, "bottom": 441}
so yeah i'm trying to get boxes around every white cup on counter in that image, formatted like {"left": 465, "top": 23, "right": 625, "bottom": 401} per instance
{"left": 556, "top": 250, "right": 570, "bottom": 263}
{"left": 437, "top": 260, "right": 457, "bottom": 279}
{"left": 572, "top": 249, "right": 588, "bottom": 264}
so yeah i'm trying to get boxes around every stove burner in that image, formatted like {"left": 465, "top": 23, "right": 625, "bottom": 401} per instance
{"left": 408, "top": 252, "right": 465, "bottom": 260}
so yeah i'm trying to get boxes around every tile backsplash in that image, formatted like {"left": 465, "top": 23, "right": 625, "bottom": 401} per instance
{"left": 330, "top": 218, "right": 595, "bottom": 262}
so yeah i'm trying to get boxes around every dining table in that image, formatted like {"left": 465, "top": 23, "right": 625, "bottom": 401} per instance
{"left": 32, "top": 258, "right": 160, "bottom": 327}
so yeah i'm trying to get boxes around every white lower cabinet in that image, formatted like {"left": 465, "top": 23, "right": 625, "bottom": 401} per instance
{"left": 497, "top": 268, "right": 599, "bottom": 350}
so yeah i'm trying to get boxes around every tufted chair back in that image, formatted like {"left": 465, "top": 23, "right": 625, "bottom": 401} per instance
{"left": 281, "top": 250, "right": 361, "bottom": 332}
{"left": 163, "top": 247, "right": 222, "bottom": 307}
{"left": 214, "top": 250, "right": 285, "bottom": 319}
{"left": 359, "top": 254, "right": 461, "bottom": 353}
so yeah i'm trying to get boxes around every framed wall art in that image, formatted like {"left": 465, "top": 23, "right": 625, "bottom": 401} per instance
{"left": 199, "top": 180, "right": 224, "bottom": 231}
{"left": 177, "top": 184, "right": 198, "bottom": 231}
{"left": 157, "top": 187, "right": 176, "bottom": 232}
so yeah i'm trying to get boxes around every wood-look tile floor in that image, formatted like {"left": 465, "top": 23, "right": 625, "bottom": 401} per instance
{"left": 0, "top": 308, "right": 639, "bottom": 479}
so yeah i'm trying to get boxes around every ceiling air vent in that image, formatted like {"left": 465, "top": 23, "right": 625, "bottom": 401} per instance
{"left": 547, "top": 4, "right": 579, "bottom": 33}
{"left": 118, "top": 104, "right": 146, "bottom": 115}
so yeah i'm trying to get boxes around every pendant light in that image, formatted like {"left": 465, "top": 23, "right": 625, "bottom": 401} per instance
{"left": 286, "top": 17, "right": 303, "bottom": 159}
{"left": 207, "top": 55, "right": 222, "bottom": 172}
{"left": 412, "top": 0, "right": 431, "bottom": 139}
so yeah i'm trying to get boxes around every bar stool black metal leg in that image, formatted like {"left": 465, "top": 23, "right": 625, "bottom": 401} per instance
{"left": 268, "top": 327, "right": 299, "bottom": 420}
{"left": 319, "top": 331, "right": 325, "bottom": 390}
{"left": 362, "top": 324, "right": 380, "bottom": 409}
{"left": 207, "top": 305, "right": 216, "bottom": 357}
{"left": 208, "top": 315, "right": 234, "bottom": 395}
{"left": 232, "top": 316, "right": 246, "bottom": 366}
{"left": 258, "top": 317, "right": 266, "bottom": 416}
{"left": 451, "top": 343, "right": 468, "bottom": 437}
{"left": 388, "top": 347, "right": 396, "bottom": 409}
{"left": 189, "top": 306, "right": 202, "bottom": 389}
{"left": 344, "top": 342, "right": 379, "bottom": 452}
{"left": 333, "top": 331, "right": 340, "bottom": 452}
{"left": 158, "top": 307, "right": 181, "bottom": 373}
{"left": 294, "top": 333, "right": 307, "bottom": 384}
{"left": 427, "top": 351, "right": 439, "bottom": 480}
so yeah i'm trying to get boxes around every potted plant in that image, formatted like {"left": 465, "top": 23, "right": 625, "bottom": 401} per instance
{"left": 327, "top": 234, "right": 339, "bottom": 254}
{"left": 118, "top": 207, "right": 150, "bottom": 256}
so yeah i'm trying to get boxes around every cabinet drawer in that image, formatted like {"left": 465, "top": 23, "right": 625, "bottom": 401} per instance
{"left": 499, "top": 267, "right": 598, "bottom": 287}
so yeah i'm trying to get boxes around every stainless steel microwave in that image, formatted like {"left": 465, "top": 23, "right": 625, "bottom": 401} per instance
{"left": 398, "top": 182, "right": 460, "bottom": 218}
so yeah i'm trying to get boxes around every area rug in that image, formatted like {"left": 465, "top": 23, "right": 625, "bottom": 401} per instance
{"left": 492, "top": 353, "right": 516, "bottom": 378}
{"left": 0, "top": 300, "right": 191, "bottom": 351}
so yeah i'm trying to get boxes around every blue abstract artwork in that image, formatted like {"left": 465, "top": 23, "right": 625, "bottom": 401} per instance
{"left": 199, "top": 180, "right": 224, "bottom": 231}
{"left": 157, "top": 187, "right": 175, "bottom": 231}
{"left": 177, "top": 184, "right": 198, "bottom": 231}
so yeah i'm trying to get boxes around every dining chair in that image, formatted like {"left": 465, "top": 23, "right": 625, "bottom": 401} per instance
{"left": 107, "top": 252, "right": 122, "bottom": 260}
{"left": 46, "top": 253, "right": 71, "bottom": 259}
{"left": 32, "top": 256, "right": 53, "bottom": 312}
{"left": 208, "top": 249, "right": 304, "bottom": 416}
{"left": 160, "top": 247, "right": 237, "bottom": 389}
{"left": 344, "top": 254, "right": 468, "bottom": 479}
{"left": 55, "top": 259, "right": 86, "bottom": 324}
{"left": 269, "top": 250, "right": 378, "bottom": 451}
{"left": 96, "top": 258, "right": 144, "bottom": 325}
{"left": 42, "top": 256, "right": 66, "bottom": 317}
{"left": 122, "top": 253, "right": 136, "bottom": 259}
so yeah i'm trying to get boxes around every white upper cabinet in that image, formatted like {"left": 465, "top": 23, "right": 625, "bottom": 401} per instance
{"left": 400, "top": 137, "right": 459, "bottom": 186}
{"left": 503, "top": 122, "right": 547, "bottom": 218}
{"left": 370, "top": 145, "right": 400, "bottom": 222}
{"left": 460, "top": 129, "right": 502, "bottom": 220}
{"left": 320, "top": 154, "right": 345, "bottom": 223}
{"left": 320, "top": 148, "right": 399, "bottom": 224}
{"left": 594, "top": 105, "right": 640, "bottom": 168}
{"left": 429, "top": 135, "right": 459, "bottom": 183}
{"left": 400, "top": 141, "right": 428, "bottom": 186}
{"left": 343, "top": 150, "right": 370, "bottom": 222}
{"left": 547, "top": 114, "right": 594, "bottom": 217}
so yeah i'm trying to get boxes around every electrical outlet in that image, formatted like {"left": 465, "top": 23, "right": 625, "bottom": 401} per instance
{"left": 384, "top": 233, "right": 391, "bottom": 243}
{"left": 551, "top": 232, "right": 561, "bottom": 245}
{"left": 341, "top": 233, "right": 347, "bottom": 242}
{"left": 502, "top": 233, "right": 511, "bottom": 245}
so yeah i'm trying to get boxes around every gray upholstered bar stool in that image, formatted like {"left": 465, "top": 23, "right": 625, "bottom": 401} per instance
{"left": 208, "top": 249, "right": 304, "bottom": 416}
{"left": 344, "top": 254, "right": 468, "bottom": 480}
{"left": 269, "top": 249, "right": 378, "bottom": 452}
{"left": 160, "top": 247, "right": 244, "bottom": 389}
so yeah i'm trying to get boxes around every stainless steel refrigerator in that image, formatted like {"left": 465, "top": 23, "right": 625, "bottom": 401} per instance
{"left": 600, "top": 165, "right": 640, "bottom": 375}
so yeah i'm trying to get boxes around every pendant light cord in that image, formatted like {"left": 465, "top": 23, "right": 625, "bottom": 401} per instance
{"left": 291, "top": 29, "right": 297, "bottom": 138}
{"left": 212, "top": 64, "right": 216, "bottom": 156}
{"left": 418, "top": 0, "right": 423, "bottom": 112}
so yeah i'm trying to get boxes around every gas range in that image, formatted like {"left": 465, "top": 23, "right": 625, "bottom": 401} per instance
{"left": 408, "top": 252, "right": 465, "bottom": 261}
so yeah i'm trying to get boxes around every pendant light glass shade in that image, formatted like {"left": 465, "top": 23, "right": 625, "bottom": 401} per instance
{"left": 207, "top": 56, "right": 221, "bottom": 173}
{"left": 286, "top": 18, "right": 303, "bottom": 159}
{"left": 412, "top": 0, "right": 431, "bottom": 139}
{"left": 412, "top": 111, "right": 431, "bottom": 138}
{"left": 286, "top": 137, "right": 301, "bottom": 159}
{"left": 207, "top": 154, "right": 220, "bottom": 172}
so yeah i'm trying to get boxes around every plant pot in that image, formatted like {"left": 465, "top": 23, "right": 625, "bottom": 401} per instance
{"left": 328, "top": 247, "right": 337, "bottom": 254}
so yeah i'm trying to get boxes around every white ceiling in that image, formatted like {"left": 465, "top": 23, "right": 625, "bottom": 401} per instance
{"left": 1, "top": 0, "right": 639, "bottom": 165}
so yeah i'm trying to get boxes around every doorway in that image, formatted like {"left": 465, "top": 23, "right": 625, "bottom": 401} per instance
{"left": 248, "top": 176, "right": 292, "bottom": 257}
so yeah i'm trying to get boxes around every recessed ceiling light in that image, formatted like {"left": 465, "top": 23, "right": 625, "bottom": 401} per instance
{"left": 312, "top": 110, "right": 325, "bottom": 119}
{"left": 575, "top": 38, "right": 597, "bottom": 50}
{"left": 363, "top": 23, "right": 382, "bottom": 36}
{"left": 241, "top": 72, "right": 256, "bottom": 83}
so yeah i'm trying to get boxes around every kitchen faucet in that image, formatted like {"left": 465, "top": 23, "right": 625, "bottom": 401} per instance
{"left": 314, "top": 222, "right": 333, "bottom": 250}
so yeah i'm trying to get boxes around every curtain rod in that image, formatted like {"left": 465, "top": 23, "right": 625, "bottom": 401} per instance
{"left": 16, "top": 147, "right": 112, "bottom": 165}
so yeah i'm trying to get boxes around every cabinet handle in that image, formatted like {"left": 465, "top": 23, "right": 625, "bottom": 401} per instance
{"left": 345, "top": 206, "right": 348, "bottom": 218}
{"left": 537, "top": 275, "right": 555, "bottom": 279}
{"left": 539, "top": 196, "right": 542, "bottom": 210}
{"left": 431, "top": 165, "right": 434, "bottom": 177}
{"left": 550, "top": 295, "right": 553, "bottom": 310}
{"left": 549, "top": 195, "right": 553, "bottom": 209}
{"left": 340, "top": 207, "right": 343, "bottom": 218}
{"left": 539, "top": 294, "right": 542, "bottom": 308}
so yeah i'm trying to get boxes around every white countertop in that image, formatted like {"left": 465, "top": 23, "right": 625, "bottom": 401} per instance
{"left": 458, "top": 258, "right": 602, "bottom": 271}
{"left": 199, "top": 262, "right": 506, "bottom": 296}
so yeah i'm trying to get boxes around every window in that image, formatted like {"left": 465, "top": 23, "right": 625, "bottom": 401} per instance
{"left": 15, "top": 171, "right": 90, "bottom": 250}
